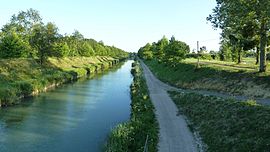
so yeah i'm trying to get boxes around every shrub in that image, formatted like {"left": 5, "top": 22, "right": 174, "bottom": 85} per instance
{"left": 186, "top": 53, "right": 198, "bottom": 59}
{"left": 186, "top": 53, "right": 215, "bottom": 60}
{"left": 0, "top": 86, "right": 18, "bottom": 105}
{"left": 13, "top": 81, "right": 34, "bottom": 96}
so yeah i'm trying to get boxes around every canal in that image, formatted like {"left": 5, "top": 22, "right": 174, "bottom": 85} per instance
{"left": 0, "top": 60, "right": 133, "bottom": 152}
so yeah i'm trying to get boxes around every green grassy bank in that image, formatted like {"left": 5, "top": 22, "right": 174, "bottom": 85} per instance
{"left": 0, "top": 56, "right": 120, "bottom": 106}
{"left": 144, "top": 58, "right": 270, "bottom": 99}
{"left": 105, "top": 61, "right": 158, "bottom": 152}
{"left": 169, "top": 91, "right": 270, "bottom": 152}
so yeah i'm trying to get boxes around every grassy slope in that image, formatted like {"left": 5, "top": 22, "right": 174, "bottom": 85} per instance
{"left": 169, "top": 91, "right": 270, "bottom": 152}
{"left": 105, "top": 61, "right": 158, "bottom": 152}
{"left": 145, "top": 58, "right": 270, "bottom": 98}
{"left": 0, "top": 56, "right": 117, "bottom": 106}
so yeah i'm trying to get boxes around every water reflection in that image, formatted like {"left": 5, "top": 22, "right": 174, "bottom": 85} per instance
{"left": 0, "top": 60, "right": 133, "bottom": 152}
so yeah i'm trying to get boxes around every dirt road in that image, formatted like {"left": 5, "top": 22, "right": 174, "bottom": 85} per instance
{"left": 140, "top": 61, "right": 198, "bottom": 152}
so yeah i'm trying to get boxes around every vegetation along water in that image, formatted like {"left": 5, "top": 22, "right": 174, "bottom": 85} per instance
{"left": 1, "top": 0, "right": 270, "bottom": 151}
{"left": 0, "top": 61, "right": 133, "bottom": 152}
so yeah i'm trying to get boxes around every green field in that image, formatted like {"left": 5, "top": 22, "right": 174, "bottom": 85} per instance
{"left": 184, "top": 58, "right": 269, "bottom": 73}
{"left": 144, "top": 58, "right": 270, "bottom": 99}
{"left": 169, "top": 91, "right": 270, "bottom": 152}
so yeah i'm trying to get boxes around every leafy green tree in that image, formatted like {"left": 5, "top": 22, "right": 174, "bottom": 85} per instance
{"left": 51, "top": 41, "right": 70, "bottom": 57}
{"left": 0, "top": 30, "right": 31, "bottom": 58}
{"left": 164, "top": 36, "right": 190, "bottom": 65}
{"left": 30, "top": 23, "right": 58, "bottom": 64}
{"left": 0, "top": 9, "right": 128, "bottom": 60}
{"left": 44, "top": 22, "right": 59, "bottom": 56}
{"left": 2, "top": 8, "right": 42, "bottom": 35}
{"left": 219, "top": 40, "right": 232, "bottom": 61}
{"left": 138, "top": 43, "right": 153, "bottom": 60}
{"left": 30, "top": 24, "right": 47, "bottom": 64}
{"left": 72, "top": 30, "right": 84, "bottom": 40}
{"left": 208, "top": 0, "right": 270, "bottom": 72}
{"left": 78, "top": 41, "right": 95, "bottom": 57}
{"left": 155, "top": 36, "right": 169, "bottom": 60}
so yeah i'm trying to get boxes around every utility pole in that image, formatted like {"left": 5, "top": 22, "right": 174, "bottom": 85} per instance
{"left": 197, "top": 41, "right": 200, "bottom": 68}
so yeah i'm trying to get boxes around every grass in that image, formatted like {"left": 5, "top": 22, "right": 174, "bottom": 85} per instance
{"left": 144, "top": 58, "right": 270, "bottom": 98}
{"left": 169, "top": 91, "right": 270, "bottom": 152}
{"left": 183, "top": 58, "right": 263, "bottom": 72}
{"left": 105, "top": 61, "right": 158, "bottom": 152}
{"left": 0, "top": 56, "right": 118, "bottom": 106}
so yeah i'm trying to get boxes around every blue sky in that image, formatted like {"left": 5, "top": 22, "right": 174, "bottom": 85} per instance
{"left": 0, "top": 0, "right": 220, "bottom": 52}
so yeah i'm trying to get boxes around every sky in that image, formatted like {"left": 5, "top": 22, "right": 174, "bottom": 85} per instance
{"left": 0, "top": 0, "right": 221, "bottom": 52}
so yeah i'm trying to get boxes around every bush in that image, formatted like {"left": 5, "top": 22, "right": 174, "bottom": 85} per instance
{"left": 13, "top": 81, "right": 34, "bottom": 96}
{"left": 186, "top": 53, "right": 199, "bottom": 59}
{"left": 186, "top": 53, "right": 215, "bottom": 60}
{"left": 0, "top": 31, "right": 32, "bottom": 59}
{"left": 0, "top": 86, "right": 18, "bottom": 105}
{"left": 200, "top": 53, "right": 214, "bottom": 60}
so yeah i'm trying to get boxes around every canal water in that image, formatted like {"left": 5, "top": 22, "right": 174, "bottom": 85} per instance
{"left": 0, "top": 60, "right": 133, "bottom": 152}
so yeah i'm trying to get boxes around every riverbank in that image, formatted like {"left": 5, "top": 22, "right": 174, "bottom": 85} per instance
{"left": 169, "top": 91, "right": 270, "bottom": 151}
{"left": 144, "top": 59, "right": 270, "bottom": 99}
{"left": 0, "top": 61, "right": 133, "bottom": 152}
{"left": 0, "top": 56, "right": 121, "bottom": 107}
{"left": 105, "top": 61, "right": 158, "bottom": 152}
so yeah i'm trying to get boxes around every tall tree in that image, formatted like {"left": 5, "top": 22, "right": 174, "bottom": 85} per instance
{"left": 138, "top": 43, "right": 153, "bottom": 60}
{"left": 30, "top": 23, "right": 59, "bottom": 65}
{"left": 208, "top": 0, "right": 270, "bottom": 72}
{"left": 164, "top": 36, "right": 190, "bottom": 65}
{"left": 30, "top": 24, "right": 47, "bottom": 64}
{"left": 155, "top": 36, "right": 169, "bottom": 60}
{"left": 0, "top": 30, "right": 31, "bottom": 58}
{"left": 44, "top": 22, "right": 60, "bottom": 56}
{"left": 2, "top": 8, "right": 42, "bottom": 35}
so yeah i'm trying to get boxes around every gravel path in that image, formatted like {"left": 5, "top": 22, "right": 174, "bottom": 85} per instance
{"left": 140, "top": 60, "right": 270, "bottom": 152}
{"left": 140, "top": 61, "right": 198, "bottom": 152}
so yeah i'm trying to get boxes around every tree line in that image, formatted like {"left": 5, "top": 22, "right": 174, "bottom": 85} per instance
{"left": 0, "top": 9, "right": 128, "bottom": 64}
{"left": 138, "top": 36, "right": 190, "bottom": 66}
{"left": 207, "top": 0, "right": 270, "bottom": 72}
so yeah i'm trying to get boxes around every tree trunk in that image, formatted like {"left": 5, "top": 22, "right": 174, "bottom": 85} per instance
{"left": 237, "top": 48, "right": 241, "bottom": 64}
{"left": 256, "top": 46, "right": 260, "bottom": 65}
{"left": 259, "top": 22, "right": 267, "bottom": 72}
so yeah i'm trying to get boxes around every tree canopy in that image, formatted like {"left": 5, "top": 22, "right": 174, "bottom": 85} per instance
{"left": 0, "top": 9, "right": 128, "bottom": 63}
{"left": 207, "top": 0, "right": 270, "bottom": 72}
{"left": 138, "top": 36, "right": 190, "bottom": 66}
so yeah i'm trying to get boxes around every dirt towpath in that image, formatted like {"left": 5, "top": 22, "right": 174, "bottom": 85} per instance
{"left": 140, "top": 61, "right": 198, "bottom": 152}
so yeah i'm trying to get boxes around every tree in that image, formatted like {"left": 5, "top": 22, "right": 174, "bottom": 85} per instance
{"left": 51, "top": 41, "right": 70, "bottom": 57}
{"left": 72, "top": 30, "right": 84, "bottom": 40}
{"left": 138, "top": 43, "right": 153, "bottom": 60}
{"left": 155, "top": 36, "right": 169, "bottom": 60}
{"left": 2, "top": 8, "right": 42, "bottom": 35}
{"left": 0, "top": 9, "right": 128, "bottom": 60}
{"left": 30, "top": 24, "right": 47, "bottom": 64}
{"left": 30, "top": 23, "right": 58, "bottom": 65}
{"left": 78, "top": 41, "right": 94, "bottom": 57}
{"left": 219, "top": 40, "right": 232, "bottom": 61}
{"left": 44, "top": 22, "right": 59, "bottom": 56}
{"left": 208, "top": 0, "right": 270, "bottom": 72}
{"left": 164, "top": 37, "right": 190, "bottom": 65}
{"left": 0, "top": 30, "right": 31, "bottom": 58}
